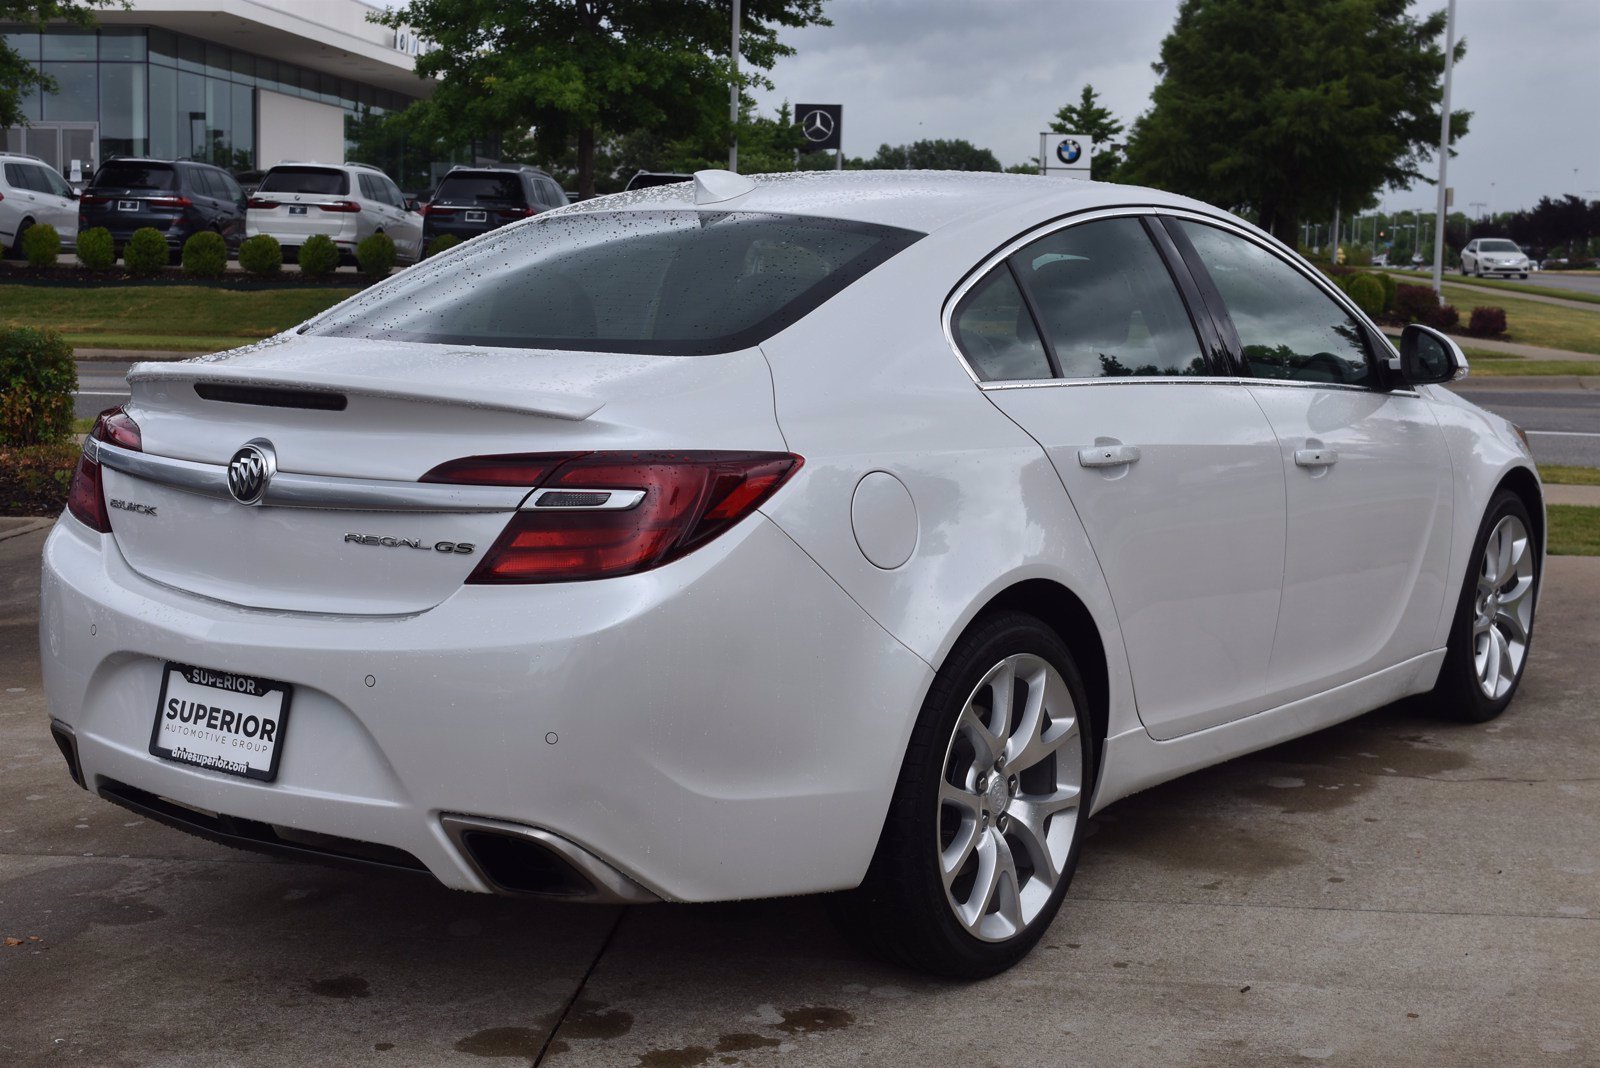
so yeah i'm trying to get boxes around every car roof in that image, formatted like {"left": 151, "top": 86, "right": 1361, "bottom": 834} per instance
{"left": 563, "top": 170, "right": 1219, "bottom": 233}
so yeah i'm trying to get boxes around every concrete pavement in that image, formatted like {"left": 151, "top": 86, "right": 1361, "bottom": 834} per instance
{"left": 1, "top": 523, "right": 1596, "bottom": 1066}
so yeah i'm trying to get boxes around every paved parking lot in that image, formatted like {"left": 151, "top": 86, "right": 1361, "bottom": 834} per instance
{"left": 2, "top": 522, "right": 1596, "bottom": 1067}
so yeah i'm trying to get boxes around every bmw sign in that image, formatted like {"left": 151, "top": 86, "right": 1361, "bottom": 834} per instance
{"left": 1038, "top": 132, "right": 1095, "bottom": 180}
{"left": 1055, "top": 139, "right": 1082, "bottom": 165}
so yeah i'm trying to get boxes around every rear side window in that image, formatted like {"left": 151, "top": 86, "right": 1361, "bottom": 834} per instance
{"left": 1011, "top": 218, "right": 1207, "bottom": 379}
{"left": 93, "top": 161, "right": 175, "bottom": 190}
{"left": 309, "top": 210, "right": 923, "bottom": 355}
{"left": 357, "top": 173, "right": 382, "bottom": 201}
{"left": 259, "top": 166, "right": 349, "bottom": 196}
{"left": 434, "top": 172, "right": 526, "bottom": 206}
{"left": 4, "top": 163, "right": 36, "bottom": 190}
{"left": 951, "top": 268, "right": 1052, "bottom": 381}
{"left": 1177, "top": 220, "right": 1374, "bottom": 387}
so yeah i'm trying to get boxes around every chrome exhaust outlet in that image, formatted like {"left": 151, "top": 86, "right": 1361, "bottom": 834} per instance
{"left": 440, "top": 815, "right": 660, "bottom": 904}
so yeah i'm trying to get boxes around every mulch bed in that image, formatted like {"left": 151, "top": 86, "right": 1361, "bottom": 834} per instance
{"left": 0, "top": 442, "right": 78, "bottom": 517}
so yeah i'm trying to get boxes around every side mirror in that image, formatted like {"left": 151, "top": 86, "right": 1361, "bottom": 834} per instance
{"left": 1389, "top": 323, "right": 1467, "bottom": 386}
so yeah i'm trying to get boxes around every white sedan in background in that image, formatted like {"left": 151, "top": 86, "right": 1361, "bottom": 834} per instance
{"left": 41, "top": 171, "right": 1542, "bottom": 977}
{"left": 1461, "top": 237, "right": 1532, "bottom": 278}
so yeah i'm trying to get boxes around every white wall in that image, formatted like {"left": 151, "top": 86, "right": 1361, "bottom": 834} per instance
{"left": 257, "top": 91, "right": 346, "bottom": 169}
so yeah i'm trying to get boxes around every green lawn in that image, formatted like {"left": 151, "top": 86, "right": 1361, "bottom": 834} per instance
{"left": 1540, "top": 465, "right": 1600, "bottom": 487}
{"left": 1431, "top": 282, "right": 1600, "bottom": 357}
{"left": 1430, "top": 274, "right": 1600, "bottom": 307}
{"left": 0, "top": 285, "right": 357, "bottom": 351}
{"left": 1466, "top": 357, "right": 1600, "bottom": 377}
{"left": 1548, "top": 504, "right": 1600, "bottom": 556}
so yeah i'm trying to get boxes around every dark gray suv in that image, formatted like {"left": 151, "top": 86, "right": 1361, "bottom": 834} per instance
{"left": 421, "top": 165, "right": 568, "bottom": 244}
{"left": 79, "top": 159, "right": 246, "bottom": 254}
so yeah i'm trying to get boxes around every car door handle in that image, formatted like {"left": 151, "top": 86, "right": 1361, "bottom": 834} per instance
{"left": 1078, "top": 444, "right": 1141, "bottom": 468}
{"left": 1294, "top": 447, "right": 1338, "bottom": 467}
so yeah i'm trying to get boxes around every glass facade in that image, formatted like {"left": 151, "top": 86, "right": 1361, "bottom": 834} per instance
{"left": 2, "top": 25, "right": 418, "bottom": 174}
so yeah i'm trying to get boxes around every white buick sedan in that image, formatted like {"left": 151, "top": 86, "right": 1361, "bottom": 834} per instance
{"left": 41, "top": 171, "right": 1542, "bottom": 977}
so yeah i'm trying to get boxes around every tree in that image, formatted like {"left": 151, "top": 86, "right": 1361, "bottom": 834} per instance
{"left": 1049, "top": 85, "right": 1125, "bottom": 181}
{"left": 0, "top": 1, "right": 117, "bottom": 129}
{"left": 1121, "top": 0, "right": 1470, "bottom": 244}
{"left": 371, "top": 0, "right": 830, "bottom": 198}
{"left": 862, "top": 139, "right": 1001, "bottom": 172}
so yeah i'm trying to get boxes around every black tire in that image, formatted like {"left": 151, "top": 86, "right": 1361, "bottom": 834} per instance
{"left": 836, "top": 610, "right": 1095, "bottom": 978}
{"left": 1424, "top": 490, "right": 1539, "bottom": 723}
{"left": 9, "top": 218, "right": 31, "bottom": 260}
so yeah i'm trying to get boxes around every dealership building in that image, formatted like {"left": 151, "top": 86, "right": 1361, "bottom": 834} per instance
{"left": 2, "top": 0, "right": 432, "bottom": 184}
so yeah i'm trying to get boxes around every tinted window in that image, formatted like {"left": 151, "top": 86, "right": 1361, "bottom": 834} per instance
{"left": 3, "top": 163, "right": 33, "bottom": 190}
{"left": 951, "top": 267, "right": 1052, "bottom": 381}
{"left": 434, "top": 172, "right": 526, "bottom": 206}
{"left": 357, "top": 173, "right": 382, "bottom": 201}
{"left": 1480, "top": 240, "right": 1520, "bottom": 253}
{"left": 218, "top": 172, "right": 243, "bottom": 201}
{"left": 541, "top": 178, "right": 568, "bottom": 207}
{"left": 259, "top": 166, "right": 349, "bottom": 196}
{"left": 1178, "top": 221, "right": 1374, "bottom": 387}
{"left": 381, "top": 177, "right": 405, "bottom": 209}
{"left": 93, "top": 161, "right": 176, "bottom": 190}
{"left": 37, "top": 166, "right": 73, "bottom": 197}
{"left": 1012, "top": 217, "right": 1207, "bottom": 379}
{"left": 197, "top": 169, "right": 226, "bottom": 198}
{"left": 310, "top": 210, "right": 922, "bottom": 356}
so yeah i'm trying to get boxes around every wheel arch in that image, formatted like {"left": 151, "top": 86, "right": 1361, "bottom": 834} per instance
{"left": 956, "top": 578, "right": 1111, "bottom": 797}
{"left": 1495, "top": 464, "right": 1545, "bottom": 556}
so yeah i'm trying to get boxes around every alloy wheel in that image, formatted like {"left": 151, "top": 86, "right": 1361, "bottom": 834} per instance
{"left": 1473, "top": 514, "right": 1535, "bottom": 700}
{"left": 936, "top": 653, "right": 1082, "bottom": 942}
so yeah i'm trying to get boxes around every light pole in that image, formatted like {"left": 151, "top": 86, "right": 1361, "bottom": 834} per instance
{"left": 728, "top": 0, "right": 740, "bottom": 172}
{"left": 1430, "top": 0, "right": 1457, "bottom": 297}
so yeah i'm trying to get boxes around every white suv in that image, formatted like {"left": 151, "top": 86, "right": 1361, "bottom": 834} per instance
{"left": 246, "top": 162, "right": 423, "bottom": 265}
{"left": 1, "top": 151, "right": 79, "bottom": 256}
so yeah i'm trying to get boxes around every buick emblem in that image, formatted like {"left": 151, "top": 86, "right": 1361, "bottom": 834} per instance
{"left": 227, "top": 439, "right": 276, "bottom": 505}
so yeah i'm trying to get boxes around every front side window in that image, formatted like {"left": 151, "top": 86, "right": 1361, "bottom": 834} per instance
{"left": 951, "top": 267, "right": 1052, "bottom": 382}
{"left": 1178, "top": 220, "right": 1374, "bottom": 387}
{"left": 309, "top": 210, "right": 923, "bottom": 355}
{"left": 1012, "top": 217, "right": 1207, "bottom": 379}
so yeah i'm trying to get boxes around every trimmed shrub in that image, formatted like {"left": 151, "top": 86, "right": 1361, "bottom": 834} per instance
{"left": 1392, "top": 283, "right": 1439, "bottom": 324}
{"left": 0, "top": 440, "right": 81, "bottom": 516}
{"left": 1466, "top": 306, "right": 1508, "bottom": 338}
{"left": 1346, "top": 274, "right": 1386, "bottom": 319}
{"left": 1375, "top": 271, "right": 1397, "bottom": 314}
{"left": 298, "top": 234, "right": 340, "bottom": 279}
{"left": 181, "top": 230, "right": 228, "bottom": 279}
{"left": 21, "top": 223, "right": 60, "bottom": 268}
{"left": 237, "top": 234, "right": 283, "bottom": 277}
{"left": 124, "top": 227, "right": 170, "bottom": 277}
{"left": 0, "top": 326, "right": 76, "bottom": 447}
{"left": 424, "top": 233, "right": 460, "bottom": 259}
{"left": 356, "top": 231, "right": 397, "bottom": 279}
{"left": 76, "top": 226, "right": 115, "bottom": 271}
{"left": 1425, "top": 303, "right": 1460, "bottom": 332}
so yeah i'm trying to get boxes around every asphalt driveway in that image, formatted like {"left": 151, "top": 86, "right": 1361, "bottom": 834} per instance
{"left": 2, "top": 522, "right": 1596, "bottom": 1067}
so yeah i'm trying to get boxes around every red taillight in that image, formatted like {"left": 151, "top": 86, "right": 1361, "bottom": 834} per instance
{"left": 420, "top": 203, "right": 453, "bottom": 217}
{"left": 495, "top": 206, "right": 538, "bottom": 218}
{"left": 66, "top": 406, "right": 142, "bottom": 533}
{"left": 146, "top": 195, "right": 191, "bottom": 209}
{"left": 247, "top": 196, "right": 279, "bottom": 209}
{"left": 317, "top": 200, "right": 362, "bottom": 213}
{"left": 79, "top": 193, "right": 108, "bottom": 206}
{"left": 420, "top": 453, "right": 578, "bottom": 487}
{"left": 434, "top": 451, "right": 801, "bottom": 583}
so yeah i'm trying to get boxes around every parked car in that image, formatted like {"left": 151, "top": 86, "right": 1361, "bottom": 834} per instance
{"left": 1461, "top": 238, "right": 1531, "bottom": 279}
{"left": 79, "top": 158, "right": 245, "bottom": 254}
{"left": 233, "top": 169, "right": 267, "bottom": 197}
{"left": 421, "top": 165, "right": 567, "bottom": 244}
{"left": 1, "top": 150, "right": 79, "bottom": 255}
{"left": 43, "top": 171, "right": 1542, "bottom": 978}
{"left": 247, "top": 161, "right": 423, "bottom": 265}
{"left": 624, "top": 170, "right": 692, "bottom": 191}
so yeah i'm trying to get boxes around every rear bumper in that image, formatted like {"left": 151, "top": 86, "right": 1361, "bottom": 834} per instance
{"left": 39, "top": 512, "right": 930, "bottom": 902}
{"left": 245, "top": 218, "right": 358, "bottom": 252}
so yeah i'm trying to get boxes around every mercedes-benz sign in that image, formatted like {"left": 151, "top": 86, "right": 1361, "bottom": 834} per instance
{"left": 227, "top": 439, "right": 276, "bottom": 505}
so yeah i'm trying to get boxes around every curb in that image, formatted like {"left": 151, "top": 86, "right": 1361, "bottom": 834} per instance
{"left": 0, "top": 517, "right": 55, "bottom": 542}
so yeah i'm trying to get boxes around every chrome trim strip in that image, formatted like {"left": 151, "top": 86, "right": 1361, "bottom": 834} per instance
{"left": 440, "top": 815, "right": 661, "bottom": 904}
{"left": 523, "top": 487, "right": 646, "bottom": 511}
{"left": 92, "top": 440, "right": 526, "bottom": 513}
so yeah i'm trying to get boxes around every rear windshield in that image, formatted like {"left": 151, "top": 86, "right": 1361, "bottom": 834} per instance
{"left": 308, "top": 210, "right": 923, "bottom": 356}
{"left": 93, "top": 162, "right": 175, "bottom": 190}
{"left": 259, "top": 166, "right": 349, "bottom": 196}
{"left": 433, "top": 172, "right": 525, "bottom": 205}
{"left": 1480, "top": 239, "right": 1521, "bottom": 253}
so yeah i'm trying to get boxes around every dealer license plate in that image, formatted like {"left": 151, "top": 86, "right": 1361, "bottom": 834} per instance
{"left": 289, "top": 205, "right": 307, "bottom": 215}
{"left": 465, "top": 209, "right": 487, "bottom": 222}
{"left": 118, "top": 200, "right": 139, "bottom": 211}
{"left": 150, "top": 663, "right": 293, "bottom": 781}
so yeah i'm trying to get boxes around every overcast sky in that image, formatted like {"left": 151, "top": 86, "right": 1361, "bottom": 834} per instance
{"left": 745, "top": 0, "right": 1600, "bottom": 215}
